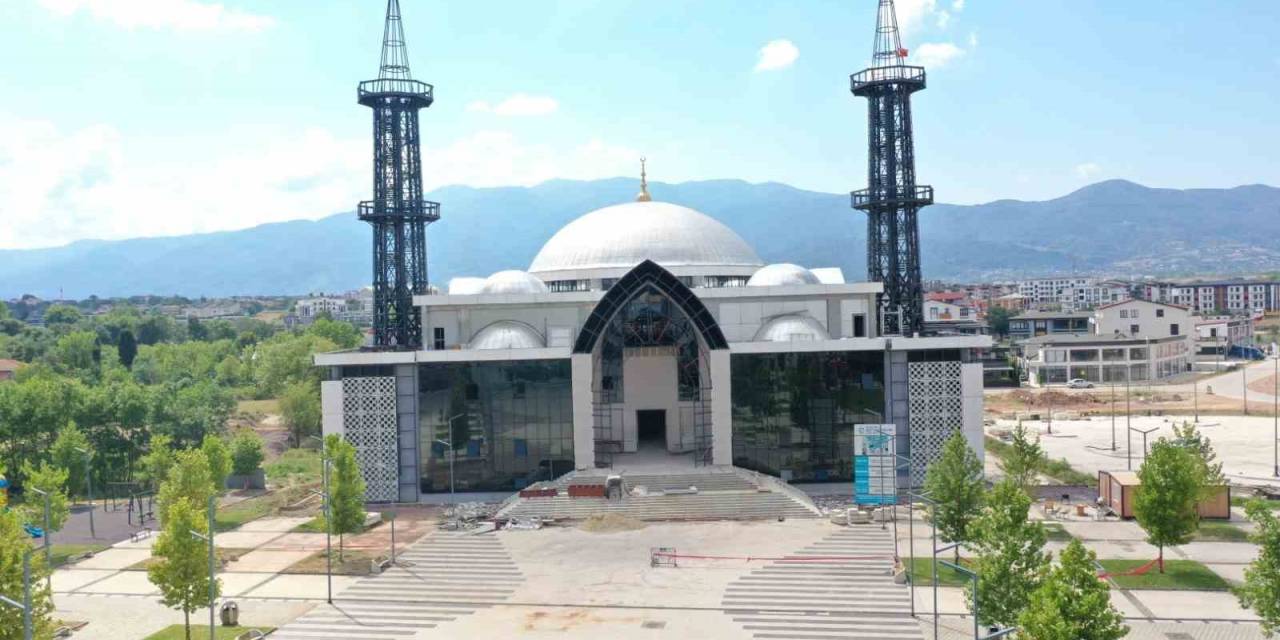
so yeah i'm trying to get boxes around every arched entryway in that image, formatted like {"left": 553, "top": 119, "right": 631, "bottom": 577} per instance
{"left": 573, "top": 260, "right": 727, "bottom": 467}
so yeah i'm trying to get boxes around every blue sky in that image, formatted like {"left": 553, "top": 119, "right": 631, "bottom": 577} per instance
{"left": 0, "top": 0, "right": 1277, "bottom": 249}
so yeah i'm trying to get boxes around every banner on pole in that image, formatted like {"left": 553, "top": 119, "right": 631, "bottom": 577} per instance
{"left": 853, "top": 424, "right": 896, "bottom": 505}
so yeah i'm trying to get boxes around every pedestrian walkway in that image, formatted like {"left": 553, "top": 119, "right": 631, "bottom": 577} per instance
{"left": 721, "top": 525, "right": 921, "bottom": 639}
{"left": 270, "top": 532, "right": 523, "bottom": 640}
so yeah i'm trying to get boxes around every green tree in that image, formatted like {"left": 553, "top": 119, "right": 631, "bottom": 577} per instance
{"left": 18, "top": 461, "right": 71, "bottom": 534}
{"left": 201, "top": 434, "right": 231, "bottom": 494}
{"left": 1018, "top": 540, "right": 1127, "bottom": 640}
{"left": 50, "top": 420, "right": 91, "bottom": 497}
{"left": 307, "top": 317, "right": 363, "bottom": 350}
{"left": 1172, "top": 421, "right": 1225, "bottom": 491}
{"left": 140, "top": 433, "right": 177, "bottom": 490}
{"left": 42, "top": 304, "right": 82, "bottom": 328}
{"left": 117, "top": 329, "right": 138, "bottom": 369}
{"left": 157, "top": 449, "right": 214, "bottom": 526}
{"left": 987, "top": 306, "right": 1014, "bottom": 338}
{"left": 280, "top": 380, "right": 321, "bottom": 447}
{"left": 0, "top": 509, "right": 55, "bottom": 640}
{"left": 187, "top": 317, "right": 208, "bottom": 341}
{"left": 48, "top": 330, "right": 99, "bottom": 376}
{"left": 1134, "top": 439, "right": 1201, "bottom": 572}
{"left": 148, "top": 498, "right": 219, "bottom": 640}
{"left": 230, "top": 430, "right": 265, "bottom": 476}
{"left": 967, "top": 479, "right": 1050, "bottom": 627}
{"left": 923, "top": 431, "right": 985, "bottom": 560}
{"left": 252, "top": 333, "right": 336, "bottom": 397}
{"left": 999, "top": 422, "right": 1044, "bottom": 495}
{"left": 325, "top": 434, "right": 366, "bottom": 560}
{"left": 1235, "top": 499, "right": 1280, "bottom": 636}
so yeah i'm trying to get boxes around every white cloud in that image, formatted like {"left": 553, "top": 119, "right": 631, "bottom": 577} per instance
{"left": 753, "top": 39, "right": 799, "bottom": 72}
{"left": 914, "top": 42, "right": 965, "bottom": 67}
{"left": 935, "top": 10, "right": 951, "bottom": 29}
{"left": 465, "top": 94, "right": 560, "bottom": 117}
{"left": 0, "top": 114, "right": 642, "bottom": 249}
{"left": 951, "top": 0, "right": 965, "bottom": 11}
{"left": 38, "top": 0, "right": 274, "bottom": 32}
{"left": 1075, "top": 162, "right": 1103, "bottom": 180}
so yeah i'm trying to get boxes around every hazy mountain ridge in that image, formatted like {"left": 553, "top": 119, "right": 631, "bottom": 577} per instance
{"left": 2, "top": 178, "right": 1278, "bottom": 298}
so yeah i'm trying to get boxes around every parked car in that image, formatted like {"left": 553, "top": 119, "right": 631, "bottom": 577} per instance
{"left": 1067, "top": 378, "right": 1094, "bottom": 389}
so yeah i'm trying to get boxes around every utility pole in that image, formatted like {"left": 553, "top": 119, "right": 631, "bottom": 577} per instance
{"left": 1274, "top": 354, "right": 1278, "bottom": 477}
{"left": 0, "top": 550, "right": 34, "bottom": 640}
{"left": 1110, "top": 379, "right": 1117, "bottom": 451}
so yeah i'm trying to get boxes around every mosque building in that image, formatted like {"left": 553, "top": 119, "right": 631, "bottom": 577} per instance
{"left": 317, "top": 167, "right": 989, "bottom": 502}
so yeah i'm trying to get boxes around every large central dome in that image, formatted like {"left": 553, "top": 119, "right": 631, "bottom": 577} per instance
{"left": 528, "top": 201, "right": 763, "bottom": 278}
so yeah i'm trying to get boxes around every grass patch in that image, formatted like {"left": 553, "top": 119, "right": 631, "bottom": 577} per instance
{"left": 984, "top": 435, "right": 1096, "bottom": 488}
{"left": 214, "top": 482, "right": 318, "bottom": 532}
{"left": 905, "top": 556, "right": 973, "bottom": 588}
{"left": 283, "top": 549, "right": 379, "bottom": 576}
{"left": 1194, "top": 521, "right": 1250, "bottom": 542}
{"left": 1232, "top": 496, "right": 1280, "bottom": 511}
{"left": 1043, "top": 523, "right": 1074, "bottom": 542}
{"left": 47, "top": 544, "right": 109, "bottom": 568}
{"left": 143, "top": 624, "right": 275, "bottom": 639}
{"left": 291, "top": 515, "right": 374, "bottom": 534}
{"left": 1099, "top": 559, "right": 1230, "bottom": 591}
{"left": 265, "top": 448, "right": 322, "bottom": 484}
{"left": 236, "top": 398, "right": 280, "bottom": 415}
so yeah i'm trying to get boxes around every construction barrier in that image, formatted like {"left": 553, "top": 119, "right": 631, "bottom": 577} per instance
{"left": 1096, "top": 558, "right": 1158, "bottom": 579}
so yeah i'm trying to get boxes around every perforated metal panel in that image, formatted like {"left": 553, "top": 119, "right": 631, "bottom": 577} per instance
{"left": 341, "top": 376, "right": 399, "bottom": 502}
{"left": 907, "top": 361, "right": 963, "bottom": 485}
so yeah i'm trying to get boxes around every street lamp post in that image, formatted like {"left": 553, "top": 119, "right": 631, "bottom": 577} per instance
{"left": 1274, "top": 354, "right": 1278, "bottom": 477}
{"left": 307, "top": 435, "right": 334, "bottom": 604}
{"left": 1110, "top": 379, "right": 1117, "bottom": 451}
{"left": 28, "top": 487, "right": 52, "bottom": 591}
{"left": 0, "top": 550, "right": 33, "bottom": 640}
{"left": 187, "top": 496, "right": 217, "bottom": 640}
{"left": 1244, "top": 360, "right": 1249, "bottom": 415}
{"left": 1127, "top": 426, "right": 1160, "bottom": 471}
{"left": 438, "top": 413, "right": 465, "bottom": 495}
{"left": 74, "top": 447, "right": 94, "bottom": 539}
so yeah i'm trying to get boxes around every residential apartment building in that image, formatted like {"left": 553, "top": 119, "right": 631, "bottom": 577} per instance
{"left": 1017, "top": 278, "right": 1131, "bottom": 311}
{"left": 1007, "top": 310, "right": 1092, "bottom": 341}
{"left": 1145, "top": 280, "right": 1280, "bottom": 314}
{"left": 296, "top": 288, "right": 374, "bottom": 326}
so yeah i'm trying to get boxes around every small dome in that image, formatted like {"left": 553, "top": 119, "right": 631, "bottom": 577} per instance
{"left": 470, "top": 321, "right": 545, "bottom": 350}
{"left": 479, "top": 270, "right": 549, "bottom": 295}
{"left": 747, "top": 263, "right": 821, "bottom": 287}
{"left": 447, "top": 277, "right": 488, "bottom": 295}
{"left": 754, "top": 314, "right": 831, "bottom": 342}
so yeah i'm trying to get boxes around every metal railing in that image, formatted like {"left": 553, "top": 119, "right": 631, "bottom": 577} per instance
{"left": 851, "top": 65, "right": 926, "bottom": 92}
{"left": 358, "top": 77, "right": 433, "bottom": 101}
{"left": 357, "top": 199, "right": 441, "bottom": 222}
{"left": 851, "top": 185, "right": 934, "bottom": 210}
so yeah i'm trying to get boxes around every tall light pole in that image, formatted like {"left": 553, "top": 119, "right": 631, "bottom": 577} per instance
{"left": 1243, "top": 359, "right": 1249, "bottom": 415}
{"left": 307, "top": 434, "right": 334, "bottom": 604}
{"left": 187, "top": 496, "right": 217, "bottom": 640}
{"left": 28, "top": 487, "right": 52, "bottom": 591}
{"left": 1110, "top": 378, "right": 1117, "bottom": 451}
{"left": 1274, "top": 354, "right": 1278, "bottom": 477}
{"left": 1128, "top": 426, "right": 1159, "bottom": 471}
{"left": 438, "top": 413, "right": 465, "bottom": 495}
{"left": 0, "top": 549, "right": 33, "bottom": 640}
{"left": 74, "top": 447, "right": 94, "bottom": 539}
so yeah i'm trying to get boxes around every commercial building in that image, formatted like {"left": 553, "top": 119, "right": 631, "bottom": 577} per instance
{"left": 1022, "top": 333, "right": 1190, "bottom": 386}
{"left": 1196, "top": 315, "right": 1256, "bottom": 355}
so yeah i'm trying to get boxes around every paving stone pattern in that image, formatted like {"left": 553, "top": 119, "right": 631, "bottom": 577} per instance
{"left": 270, "top": 532, "right": 522, "bottom": 640}
{"left": 722, "top": 525, "right": 921, "bottom": 640}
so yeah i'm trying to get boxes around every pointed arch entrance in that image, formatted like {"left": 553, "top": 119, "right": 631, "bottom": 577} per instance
{"left": 573, "top": 260, "right": 728, "bottom": 468}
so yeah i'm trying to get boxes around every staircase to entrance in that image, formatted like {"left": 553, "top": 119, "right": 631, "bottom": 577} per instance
{"left": 498, "top": 466, "right": 821, "bottom": 522}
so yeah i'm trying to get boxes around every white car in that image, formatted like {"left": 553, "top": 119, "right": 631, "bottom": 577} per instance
{"left": 1066, "top": 378, "right": 1094, "bottom": 389}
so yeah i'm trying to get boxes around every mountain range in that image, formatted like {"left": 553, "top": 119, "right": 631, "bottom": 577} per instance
{"left": 2, "top": 178, "right": 1278, "bottom": 298}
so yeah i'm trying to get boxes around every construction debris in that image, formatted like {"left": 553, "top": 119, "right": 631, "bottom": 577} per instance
{"left": 439, "top": 501, "right": 500, "bottom": 530}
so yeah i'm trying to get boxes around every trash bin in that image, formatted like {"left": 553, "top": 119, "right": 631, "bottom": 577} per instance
{"left": 220, "top": 601, "right": 239, "bottom": 626}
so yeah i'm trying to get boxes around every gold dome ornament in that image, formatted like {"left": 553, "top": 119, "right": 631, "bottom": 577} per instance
{"left": 635, "top": 157, "right": 652, "bottom": 202}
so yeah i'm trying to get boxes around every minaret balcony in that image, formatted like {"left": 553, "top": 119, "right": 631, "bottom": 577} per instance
{"left": 851, "top": 185, "right": 933, "bottom": 210}
{"left": 358, "top": 78, "right": 434, "bottom": 106}
{"left": 358, "top": 200, "right": 441, "bottom": 222}
{"left": 850, "top": 65, "right": 926, "bottom": 94}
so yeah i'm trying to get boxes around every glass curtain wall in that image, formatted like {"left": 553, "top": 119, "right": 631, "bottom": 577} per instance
{"left": 730, "top": 351, "right": 885, "bottom": 482}
{"left": 418, "top": 360, "right": 573, "bottom": 492}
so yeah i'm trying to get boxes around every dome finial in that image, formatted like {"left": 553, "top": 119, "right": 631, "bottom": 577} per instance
{"left": 636, "top": 157, "right": 652, "bottom": 202}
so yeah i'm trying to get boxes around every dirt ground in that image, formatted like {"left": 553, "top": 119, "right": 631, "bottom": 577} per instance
{"left": 986, "top": 386, "right": 1271, "bottom": 419}
{"left": 230, "top": 398, "right": 291, "bottom": 460}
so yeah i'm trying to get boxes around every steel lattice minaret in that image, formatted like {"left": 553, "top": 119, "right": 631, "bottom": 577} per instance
{"left": 359, "top": 0, "right": 439, "bottom": 349}
{"left": 851, "top": 0, "right": 933, "bottom": 336}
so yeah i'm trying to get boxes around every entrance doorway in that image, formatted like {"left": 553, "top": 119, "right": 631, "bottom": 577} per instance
{"left": 636, "top": 410, "right": 667, "bottom": 447}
